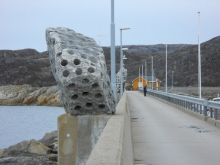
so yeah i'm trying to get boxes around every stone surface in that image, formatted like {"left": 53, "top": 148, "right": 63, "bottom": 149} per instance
{"left": 46, "top": 27, "right": 116, "bottom": 115}
{"left": 0, "top": 156, "right": 57, "bottom": 165}
{"left": 38, "top": 130, "right": 57, "bottom": 147}
{"left": 0, "top": 131, "right": 59, "bottom": 164}
{"left": 1, "top": 139, "right": 51, "bottom": 158}
{"left": 58, "top": 114, "right": 110, "bottom": 165}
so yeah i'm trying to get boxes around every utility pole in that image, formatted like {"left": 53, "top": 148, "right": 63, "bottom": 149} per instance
{"left": 110, "top": 0, "right": 116, "bottom": 100}
{"left": 142, "top": 65, "right": 143, "bottom": 87}
{"left": 145, "top": 61, "right": 147, "bottom": 84}
{"left": 152, "top": 57, "right": 153, "bottom": 90}
{"left": 166, "top": 45, "right": 168, "bottom": 93}
{"left": 198, "top": 11, "right": 202, "bottom": 99}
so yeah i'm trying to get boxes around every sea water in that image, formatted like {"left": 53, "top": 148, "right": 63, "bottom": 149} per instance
{"left": 0, "top": 106, "right": 64, "bottom": 149}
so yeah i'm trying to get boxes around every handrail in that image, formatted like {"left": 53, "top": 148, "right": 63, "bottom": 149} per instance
{"left": 140, "top": 89, "right": 220, "bottom": 120}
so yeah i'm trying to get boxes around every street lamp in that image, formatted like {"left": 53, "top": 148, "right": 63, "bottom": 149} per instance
{"left": 120, "top": 27, "right": 130, "bottom": 98}
{"left": 198, "top": 11, "right": 202, "bottom": 99}
{"left": 152, "top": 56, "right": 153, "bottom": 90}
{"left": 166, "top": 45, "right": 168, "bottom": 93}
{"left": 110, "top": 0, "right": 116, "bottom": 100}
{"left": 172, "top": 71, "right": 174, "bottom": 89}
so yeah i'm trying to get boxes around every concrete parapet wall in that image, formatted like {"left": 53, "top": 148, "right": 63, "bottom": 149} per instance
{"left": 86, "top": 91, "right": 134, "bottom": 165}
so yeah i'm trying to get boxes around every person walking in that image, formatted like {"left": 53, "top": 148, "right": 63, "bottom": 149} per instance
{"left": 143, "top": 85, "right": 147, "bottom": 96}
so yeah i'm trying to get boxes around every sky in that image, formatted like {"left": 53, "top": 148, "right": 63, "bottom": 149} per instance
{"left": 0, "top": 0, "right": 219, "bottom": 52}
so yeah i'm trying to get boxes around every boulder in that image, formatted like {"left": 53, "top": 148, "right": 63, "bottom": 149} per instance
{"left": 38, "top": 130, "right": 57, "bottom": 147}
{"left": 1, "top": 139, "right": 51, "bottom": 158}
{"left": 0, "top": 155, "right": 57, "bottom": 165}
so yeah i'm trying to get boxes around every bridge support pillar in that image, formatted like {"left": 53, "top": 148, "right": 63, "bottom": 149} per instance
{"left": 58, "top": 114, "right": 110, "bottom": 165}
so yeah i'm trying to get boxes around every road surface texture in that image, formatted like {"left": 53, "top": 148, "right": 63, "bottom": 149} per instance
{"left": 127, "top": 91, "right": 220, "bottom": 165}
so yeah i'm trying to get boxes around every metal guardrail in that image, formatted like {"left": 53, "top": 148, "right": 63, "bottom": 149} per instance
{"left": 140, "top": 89, "right": 220, "bottom": 120}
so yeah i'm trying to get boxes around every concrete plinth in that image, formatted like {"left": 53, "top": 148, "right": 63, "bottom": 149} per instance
{"left": 58, "top": 114, "right": 110, "bottom": 165}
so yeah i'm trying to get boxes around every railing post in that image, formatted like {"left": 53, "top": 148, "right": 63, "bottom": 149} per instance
{"left": 210, "top": 108, "right": 213, "bottom": 118}
{"left": 215, "top": 109, "right": 218, "bottom": 120}
{"left": 203, "top": 99, "right": 208, "bottom": 116}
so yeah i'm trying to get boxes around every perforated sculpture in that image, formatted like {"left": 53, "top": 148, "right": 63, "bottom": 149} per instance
{"left": 46, "top": 27, "right": 116, "bottom": 115}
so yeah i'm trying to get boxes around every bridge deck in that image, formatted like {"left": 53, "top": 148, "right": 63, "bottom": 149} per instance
{"left": 127, "top": 91, "right": 220, "bottom": 165}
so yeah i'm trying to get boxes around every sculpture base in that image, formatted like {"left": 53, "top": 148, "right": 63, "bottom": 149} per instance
{"left": 58, "top": 114, "right": 110, "bottom": 165}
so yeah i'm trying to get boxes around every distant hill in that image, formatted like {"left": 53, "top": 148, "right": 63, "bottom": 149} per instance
{"left": 0, "top": 36, "right": 219, "bottom": 87}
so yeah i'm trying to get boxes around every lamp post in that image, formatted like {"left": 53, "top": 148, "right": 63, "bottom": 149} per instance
{"left": 198, "top": 11, "right": 202, "bottom": 99}
{"left": 152, "top": 56, "right": 153, "bottom": 90}
{"left": 145, "top": 61, "right": 147, "bottom": 82}
{"left": 166, "top": 45, "right": 168, "bottom": 93}
{"left": 110, "top": 0, "right": 116, "bottom": 100}
{"left": 120, "top": 27, "right": 130, "bottom": 98}
{"left": 172, "top": 71, "right": 174, "bottom": 88}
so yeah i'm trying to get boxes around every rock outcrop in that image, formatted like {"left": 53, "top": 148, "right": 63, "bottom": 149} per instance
{"left": 0, "top": 85, "right": 62, "bottom": 106}
{"left": 46, "top": 27, "right": 116, "bottom": 115}
{"left": 0, "top": 131, "right": 58, "bottom": 165}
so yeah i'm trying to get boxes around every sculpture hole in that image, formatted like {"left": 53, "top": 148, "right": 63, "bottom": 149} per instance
{"left": 82, "top": 78, "right": 89, "bottom": 84}
{"left": 63, "top": 70, "right": 69, "bottom": 77}
{"left": 82, "top": 92, "right": 89, "bottom": 96}
{"left": 86, "top": 103, "right": 93, "bottom": 108}
{"left": 74, "top": 106, "right": 81, "bottom": 110}
{"left": 107, "top": 81, "right": 110, "bottom": 86}
{"left": 98, "top": 104, "right": 105, "bottom": 109}
{"left": 75, "top": 68, "right": 82, "bottom": 75}
{"left": 81, "top": 54, "right": 87, "bottom": 59}
{"left": 88, "top": 67, "right": 95, "bottom": 73}
{"left": 92, "top": 83, "right": 99, "bottom": 89}
{"left": 74, "top": 59, "right": 81, "bottom": 65}
{"left": 95, "top": 93, "right": 102, "bottom": 99}
{"left": 57, "top": 52, "right": 62, "bottom": 56}
{"left": 71, "top": 94, "right": 78, "bottom": 100}
{"left": 67, "top": 83, "right": 75, "bottom": 88}
{"left": 91, "top": 63, "right": 95, "bottom": 66}
{"left": 67, "top": 49, "right": 74, "bottom": 54}
{"left": 101, "top": 72, "right": 103, "bottom": 77}
{"left": 61, "top": 60, "right": 68, "bottom": 66}
{"left": 89, "top": 57, "right": 97, "bottom": 63}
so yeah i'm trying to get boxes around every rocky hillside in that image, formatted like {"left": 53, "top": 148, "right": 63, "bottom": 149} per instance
{"left": 104, "top": 36, "right": 220, "bottom": 86}
{"left": 0, "top": 49, "right": 56, "bottom": 87}
{"left": 0, "top": 36, "right": 219, "bottom": 87}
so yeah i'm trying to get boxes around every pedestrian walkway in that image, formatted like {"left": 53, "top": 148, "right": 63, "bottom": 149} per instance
{"left": 127, "top": 91, "right": 220, "bottom": 165}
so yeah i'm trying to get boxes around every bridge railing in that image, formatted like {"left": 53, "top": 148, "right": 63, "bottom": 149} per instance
{"left": 140, "top": 89, "right": 220, "bottom": 120}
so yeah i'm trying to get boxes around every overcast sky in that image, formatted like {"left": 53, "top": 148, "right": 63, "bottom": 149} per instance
{"left": 0, "top": 0, "right": 219, "bottom": 52}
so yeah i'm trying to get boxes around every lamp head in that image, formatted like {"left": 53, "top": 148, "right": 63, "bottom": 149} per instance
{"left": 120, "top": 27, "right": 130, "bottom": 30}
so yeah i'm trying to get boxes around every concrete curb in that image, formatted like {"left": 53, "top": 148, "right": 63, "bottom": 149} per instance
{"left": 142, "top": 91, "right": 220, "bottom": 129}
{"left": 86, "top": 91, "right": 134, "bottom": 165}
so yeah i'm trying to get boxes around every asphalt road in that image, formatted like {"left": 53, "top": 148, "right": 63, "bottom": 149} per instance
{"left": 127, "top": 91, "right": 220, "bottom": 165}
